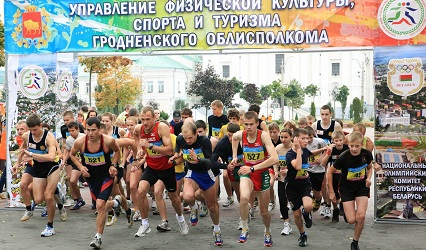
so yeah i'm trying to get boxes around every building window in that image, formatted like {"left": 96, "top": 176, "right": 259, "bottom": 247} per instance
{"left": 147, "top": 81, "right": 153, "bottom": 93}
{"left": 331, "top": 63, "right": 340, "bottom": 76}
{"left": 86, "top": 83, "right": 90, "bottom": 94}
{"left": 158, "top": 81, "right": 164, "bottom": 93}
{"left": 275, "top": 54, "right": 284, "bottom": 73}
{"left": 222, "top": 65, "right": 230, "bottom": 78}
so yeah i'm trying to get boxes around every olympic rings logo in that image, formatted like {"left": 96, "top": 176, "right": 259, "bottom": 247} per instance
{"left": 396, "top": 64, "right": 415, "bottom": 73}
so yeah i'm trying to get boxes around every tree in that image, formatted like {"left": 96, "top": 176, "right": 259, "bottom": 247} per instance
{"left": 260, "top": 85, "right": 272, "bottom": 101}
{"left": 285, "top": 79, "right": 305, "bottom": 119}
{"left": 336, "top": 85, "right": 350, "bottom": 119}
{"left": 304, "top": 83, "right": 319, "bottom": 103}
{"left": 240, "top": 83, "right": 262, "bottom": 105}
{"left": 174, "top": 99, "right": 188, "bottom": 111}
{"left": 187, "top": 63, "right": 239, "bottom": 109}
{"left": 160, "top": 110, "right": 169, "bottom": 120}
{"left": 79, "top": 56, "right": 133, "bottom": 106}
{"left": 95, "top": 65, "right": 142, "bottom": 114}
{"left": 310, "top": 102, "right": 316, "bottom": 117}
{"left": 0, "top": 20, "right": 4, "bottom": 67}
{"left": 352, "top": 97, "right": 363, "bottom": 124}
{"left": 146, "top": 100, "right": 160, "bottom": 110}
{"left": 269, "top": 79, "right": 288, "bottom": 120}
{"left": 229, "top": 77, "right": 244, "bottom": 94}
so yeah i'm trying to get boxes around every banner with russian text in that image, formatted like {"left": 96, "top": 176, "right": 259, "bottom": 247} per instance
{"left": 374, "top": 45, "right": 426, "bottom": 222}
{"left": 4, "top": 0, "right": 426, "bottom": 54}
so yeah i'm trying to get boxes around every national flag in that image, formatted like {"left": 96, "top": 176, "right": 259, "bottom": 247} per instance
{"left": 400, "top": 74, "right": 412, "bottom": 82}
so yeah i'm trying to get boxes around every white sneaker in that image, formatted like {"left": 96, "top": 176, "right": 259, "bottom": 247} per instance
{"left": 106, "top": 214, "right": 117, "bottom": 226}
{"left": 135, "top": 223, "right": 151, "bottom": 237}
{"left": 20, "top": 210, "right": 34, "bottom": 222}
{"left": 324, "top": 206, "right": 332, "bottom": 218}
{"left": 59, "top": 207, "right": 67, "bottom": 221}
{"left": 320, "top": 204, "right": 326, "bottom": 216}
{"left": 41, "top": 225, "right": 56, "bottom": 237}
{"left": 176, "top": 214, "right": 189, "bottom": 235}
{"left": 90, "top": 235, "right": 102, "bottom": 249}
{"left": 151, "top": 200, "right": 157, "bottom": 210}
{"left": 268, "top": 202, "right": 276, "bottom": 211}
{"left": 199, "top": 201, "right": 209, "bottom": 217}
{"left": 238, "top": 218, "right": 243, "bottom": 230}
{"left": 133, "top": 210, "right": 141, "bottom": 222}
{"left": 281, "top": 222, "right": 292, "bottom": 235}
{"left": 222, "top": 196, "right": 234, "bottom": 207}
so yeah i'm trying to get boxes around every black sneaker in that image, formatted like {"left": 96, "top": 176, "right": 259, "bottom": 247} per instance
{"left": 298, "top": 233, "right": 308, "bottom": 247}
{"left": 302, "top": 208, "right": 312, "bottom": 228}
{"left": 332, "top": 208, "right": 339, "bottom": 222}
{"left": 351, "top": 241, "right": 360, "bottom": 250}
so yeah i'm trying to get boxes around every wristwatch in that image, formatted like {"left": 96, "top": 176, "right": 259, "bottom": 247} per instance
{"left": 197, "top": 156, "right": 201, "bottom": 161}
{"left": 250, "top": 166, "right": 255, "bottom": 173}
{"left": 149, "top": 143, "right": 154, "bottom": 150}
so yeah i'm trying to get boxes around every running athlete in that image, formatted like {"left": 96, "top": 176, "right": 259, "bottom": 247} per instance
{"left": 70, "top": 117, "right": 121, "bottom": 249}
{"left": 273, "top": 128, "right": 293, "bottom": 235}
{"left": 328, "top": 132, "right": 373, "bottom": 250}
{"left": 231, "top": 111, "right": 278, "bottom": 247}
{"left": 15, "top": 114, "right": 61, "bottom": 237}
{"left": 133, "top": 107, "right": 188, "bottom": 237}
{"left": 172, "top": 122, "right": 223, "bottom": 246}
{"left": 101, "top": 112, "right": 125, "bottom": 139}
{"left": 267, "top": 122, "right": 281, "bottom": 211}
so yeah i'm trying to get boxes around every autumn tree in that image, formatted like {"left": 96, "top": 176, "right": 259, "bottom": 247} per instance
{"left": 95, "top": 65, "right": 142, "bottom": 114}
{"left": 187, "top": 63, "right": 239, "bottom": 111}
{"left": 240, "top": 83, "right": 262, "bottom": 105}
{"left": 79, "top": 56, "right": 133, "bottom": 106}
{"left": 336, "top": 85, "right": 350, "bottom": 119}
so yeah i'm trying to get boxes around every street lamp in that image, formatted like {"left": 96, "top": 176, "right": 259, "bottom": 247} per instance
{"left": 280, "top": 55, "right": 293, "bottom": 121}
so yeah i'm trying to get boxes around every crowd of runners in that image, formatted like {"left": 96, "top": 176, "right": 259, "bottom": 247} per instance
{"left": 8, "top": 101, "right": 379, "bottom": 250}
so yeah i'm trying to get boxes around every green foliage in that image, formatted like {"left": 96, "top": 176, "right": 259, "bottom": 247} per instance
{"left": 146, "top": 100, "right": 160, "bottom": 110}
{"left": 336, "top": 85, "right": 350, "bottom": 119}
{"left": 327, "top": 101, "right": 334, "bottom": 115}
{"left": 352, "top": 97, "right": 362, "bottom": 124}
{"left": 175, "top": 99, "right": 188, "bottom": 111}
{"left": 260, "top": 85, "right": 272, "bottom": 100}
{"left": 228, "top": 77, "right": 244, "bottom": 94}
{"left": 187, "top": 63, "right": 239, "bottom": 109}
{"left": 349, "top": 104, "right": 353, "bottom": 119}
{"left": 310, "top": 102, "right": 316, "bottom": 117}
{"left": 269, "top": 80, "right": 287, "bottom": 100}
{"left": 304, "top": 83, "right": 319, "bottom": 102}
{"left": 240, "top": 83, "right": 262, "bottom": 105}
{"left": 295, "top": 113, "right": 298, "bottom": 121}
{"left": 285, "top": 79, "right": 305, "bottom": 109}
{"left": 160, "top": 110, "right": 169, "bottom": 120}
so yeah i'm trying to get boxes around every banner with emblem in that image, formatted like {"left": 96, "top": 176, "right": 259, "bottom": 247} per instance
{"left": 4, "top": 0, "right": 426, "bottom": 54}
{"left": 5, "top": 53, "right": 80, "bottom": 207}
{"left": 374, "top": 46, "right": 426, "bottom": 222}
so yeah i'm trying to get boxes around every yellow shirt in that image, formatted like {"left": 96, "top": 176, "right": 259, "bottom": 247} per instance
{"left": 170, "top": 134, "right": 184, "bottom": 173}
{"left": 218, "top": 124, "right": 245, "bottom": 139}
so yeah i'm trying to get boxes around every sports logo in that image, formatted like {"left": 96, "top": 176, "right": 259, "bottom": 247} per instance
{"left": 378, "top": 0, "right": 426, "bottom": 39}
{"left": 57, "top": 70, "right": 73, "bottom": 102}
{"left": 12, "top": 5, "right": 52, "bottom": 49}
{"left": 18, "top": 65, "right": 49, "bottom": 99}
{"left": 387, "top": 58, "right": 424, "bottom": 97}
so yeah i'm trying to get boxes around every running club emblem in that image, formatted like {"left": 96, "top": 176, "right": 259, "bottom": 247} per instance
{"left": 387, "top": 58, "right": 424, "bottom": 97}
{"left": 57, "top": 70, "right": 73, "bottom": 102}
{"left": 378, "top": 0, "right": 426, "bottom": 39}
{"left": 18, "top": 65, "right": 49, "bottom": 99}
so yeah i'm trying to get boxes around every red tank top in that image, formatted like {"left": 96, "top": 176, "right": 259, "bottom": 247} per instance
{"left": 242, "top": 130, "right": 268, "bottom": 172}
{"left": 141, "top": 122, "right": 172, "bottom": 170}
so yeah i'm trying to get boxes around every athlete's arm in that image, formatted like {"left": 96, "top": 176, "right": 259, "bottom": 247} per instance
{"left": 252, "top": 131, "right": 278, "bottom": 171}
{"left": 231, "top": 130, "right": 243, "bottom": 162}
{"left": 334, "top": 121, "right": 343, "bottom": 131}
{"left": 133, "top": 124, "right": 143, "bottom": 156}
{"left": 320, "top": 144, "right": 334, "bottom": 167}
{"left": 259, "top": 120, "right": 269, "bottom": 132}
{"left": 23, "top": 133, "right": 57, "bottom": 162}
{"left": 290, "top": 137, "right": 303, "bottom": 171}
{"left": 327, "top": 165, "right": 337, "bottom": 202}
{"left": 365, "top": 136, "right": 374, "bottom": 152}
{"left": 365, "top": 152, "right": 373, "bottom": 187}
{"left": 116, "top": 138, "right": 138, "bottom": 160}
{"left": 12, "top": 132, "right": 29, "bottom": 174}
{"left": 152, "top": 122, "right": 173, "bottom": 156}
{"left": 70, "top": 136, "right": 89, "bottom": 177}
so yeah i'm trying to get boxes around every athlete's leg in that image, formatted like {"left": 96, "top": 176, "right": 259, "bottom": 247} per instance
{"left": 353, "top": 196, "right": 368, "bottom": 241}
{"left": 154, "top": 180, "right": 166, "bottom": 220}
{"left": 70, "top": 169, "right": 82, "bottom": 200}
{"left": 137, "top": 180, "right": 151, "bottom": 219}
{"left": 257, "top": 189, "right": 271, "bottom": 233}
{"left": 239, "top": 178, "right": 254, "bottom": 227}
{"left": 20, "top": 173, "right": 33, "bottom": 207}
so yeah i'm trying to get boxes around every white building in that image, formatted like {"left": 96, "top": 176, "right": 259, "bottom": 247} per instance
{"left": 202, "top": 50, "right": 374, "bottom": 120}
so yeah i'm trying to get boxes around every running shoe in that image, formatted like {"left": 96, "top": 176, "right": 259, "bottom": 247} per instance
{"left": 157, "top": 220, "right": 171, "bottom": 232}
{"left": 268, "top": 202, "right": 276, "bottom": 211}
{"left": 20, "top": 210, "right": 34, "bottom": 222}
{"left": 312, "top": 199, "right": 321, "bottom": 212}
{"left": 302, "top": 208, "right": 312, "bottom": 228}
{"left": 199, "top": 201, "right": 209, "bottom": 217}
{"left": 222, "top": 196, "right": 234, "bottom": 207}
{"left": 238, "top": 218, "right": 243, "bottom": 230}
{"left": 133, "top": 210, "right": 142, "bottom": 222}
{"left": 324, "top": 206, "right": 332, "bottom": 218}
{"left": 31, "top": 201, "right": 37, "bottom": 211}
{"left": 106, "top": 214, "right": 117, "bottom": 226}
{"left": 176, "top": 214, "right": 189, "bottom": 235}
{"left": 190, "top": 205, "right": 199, "bottom": 226}
{"left": 90, "top": 236, "right": 102, "bottom": 249}
{"left": 320, "top": 203, "right": 326, "bottom": 216}
{"left": 298, "top": 233, "right": 308, "bottom": 247}
{"left": 249, "top": 207, "right": 254, "bottom": 220}
{"left": 41, "top": 207, "right": 48, "bottom": 217}
{"left": 127, "top": 209, "right": 135, "bottom": 228}
{"left": 253, "top": 198, "right": 259, "bottom": 208}
{"left": 151, "top": 199, "right": 157, "bottom": 211}
{"left": 71, "top": 199, "right": 86, "bottom": 210}
{"left": 135, "top": 224, "right": 151, "bottom": 237}
{"left": 264, "top": 233, "right": 273, "bottom": 247}
{"left": 332, "top": 208, "right": 340, "bottom": 222}
{"left": 40, "top": 225, "right": 55, "bottom": 237}
{"left": 238, "top": 229, "right": 249, "bottom": 243}
{"left": 281, "top": 222, "right": 292, "bottom": 235}
{"left": 59, "top": 207, "right": 67, "bottom": 221}
{"left": 351, "top": 241, "right": 360, "bottom": 250}
{"left": 213, "top": 231, "right": 223, "bottom": 246}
